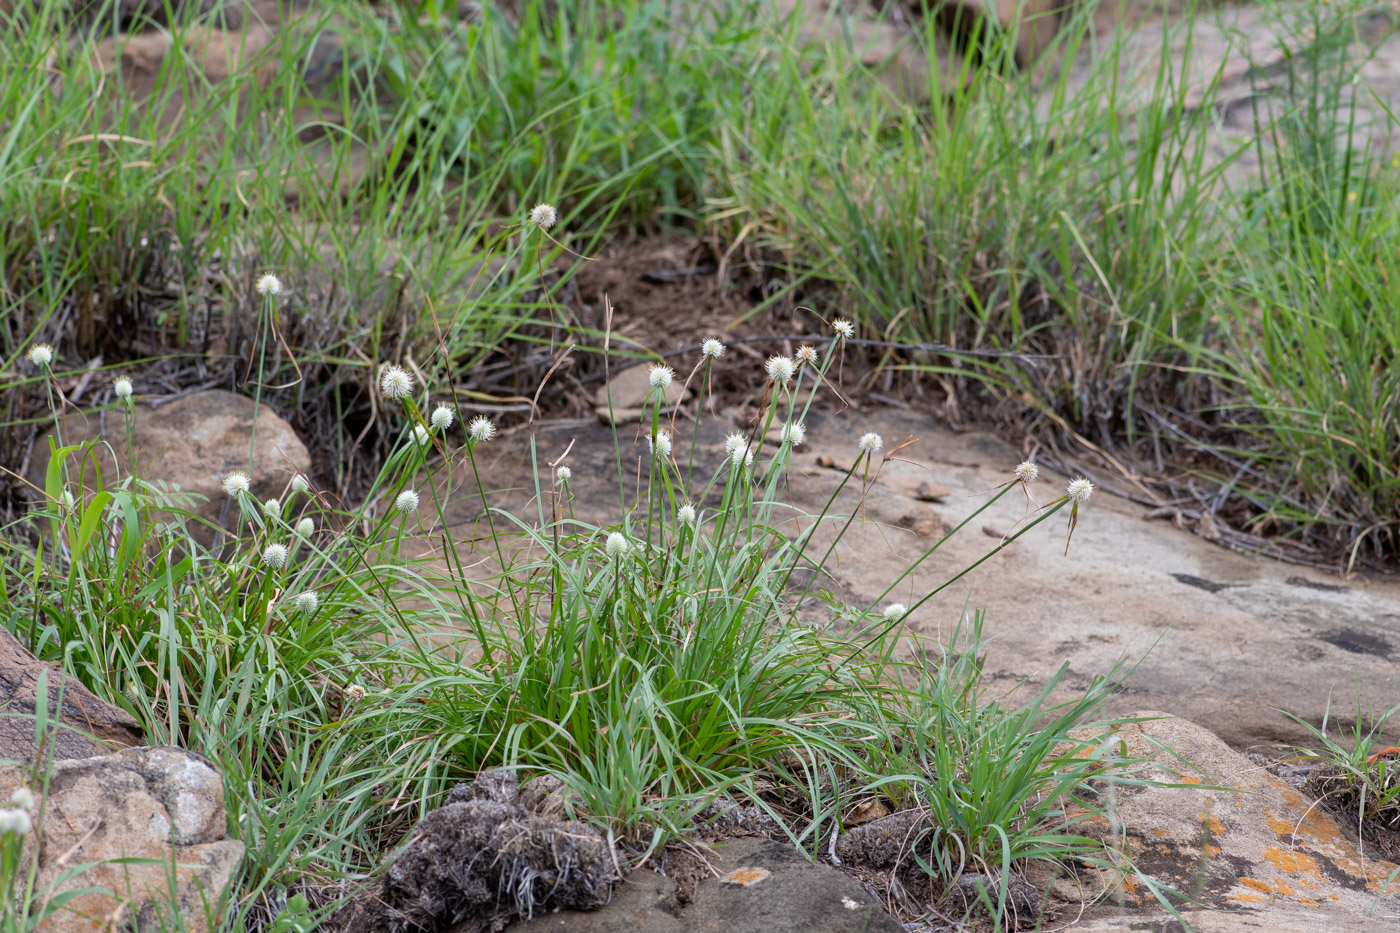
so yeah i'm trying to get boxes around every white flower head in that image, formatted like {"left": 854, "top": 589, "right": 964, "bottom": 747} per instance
{"left": 724, "top": 432, "right": 748, "bottom": 457}
{"left": 765, "top": 355, "right": 795, "bottom": 387}
{"left": 396, "top": 489, "right": 420, "bottom": 513}
{"left": 114, "top": 377, "right": 133, "bottom": 400}
{"left": 469, "top": 416, "right": 496, "bottom": 443}
{"left": 648, "top": 364, "right": 674, "bottom": 390}
{"left": 732, "top": 446, "right": 755, "bottom": 469}
{"left": 832, "top": 319, "right": 855, "bottom": 339}
{"left": 647, "top": 430, "right": 672, "bottom": 459}
{"left": 344, "top": 683, "right": 366, "bottom": 704}
{"left": 555, "top": 465, "right": 572, "bottom": 485}
{"left": 222, "top": 472, "right": 251, "bottom": 497}
{"left": 676, "top": 503, "right": 697, "bottom": 525}
{"left": 0, "top": 808, "right": 32, "bottom": 837}
{"left": 858, "top": 433, "right": 884, "bottom": 455}
{"left": 379, "top": 365, "right": 413, "bottom": 401}
{"left": 59, "top": 490, "right": 76, "bottom": 511}
{"left": 883, "top": 603, "right": 908, "bottom": 622}
{"left": 701, "top": 338, "right": 725, "bottom": 359}
{"left": 780, "top": 422, "right": 806, "bottom": 448}
{"left": 529, "top": 203, "right": 558, "bottom": 230}
{"left": 296, "top": 517, "right": 314, "bottom": 538}
{"left": 431, "top": 404, "right": 455, "bottom": 431}
{"left": 1015, "top": 461, "right": 1039, "bottom": 484}
{"left": 255, "top": 273, "right": 282, "bottom": 297}
{"left": 10, "top": 787, "right": 35, "bottom": 812}
{"left": 261, "top": 543, "right": 288, "bottom": 569}
{"left": 1067, "top": 478, "right": 1094, "bottom": 503}
{"left": 293, "top": 591, "right": 318, "bottom": 614}
{"left": 412, "top": 424, "right": 430, "bottom": 446}
{"left": 796, "top": 345, "right": 818, "bottom": 367}
{"left": 290, "top": 474, "right": 310, "bottom": 495}
{"left": 28, "top": 344, "right": 54, "bottom": 367}
{"left": 263, "top": 498, "right": 281, "bottom": 519}
{"left": 604, "top": 531, "right": 629, "bottom": 561}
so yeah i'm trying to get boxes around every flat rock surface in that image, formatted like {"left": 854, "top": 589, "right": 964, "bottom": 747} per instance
{"left": 456, "top": 405, "right": 1400, "bottom": 749}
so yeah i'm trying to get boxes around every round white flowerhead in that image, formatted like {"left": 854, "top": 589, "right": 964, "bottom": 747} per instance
{"left": 780, "top": 422, "right": 805, "bottom": 448}
{"left": 765, "top": 355, "right": 795, "bottom": 386}
{"left": 114, "top": 377, "right": 133, "bottom": 400}
{"left": 555, "top": 465, "right": 572, "bottom": 484}
{"left": 344, "top": 683, "right": 367, "bottom": 704}
{"left": 1067, "top": 478, "right": 1094, "bottom": 503}
{"left": 732, "top": 446, "right": 754, "bottom": 469}
{"left": 396, "top": 489, "right": 420, "bottom": 513}
{"left": 291, "top": 474, "right": 310, "bottom": 495}
{"left": 529, "top": 203, "right": 558, "bottom": 230}
{"left": 431, "top": 404, "right": 455, "bottom": 431}
{"left": 724, "top": 432, "right": 748, "bottom": 457}
{"left": 255, "top": 273, "right": 282, "bottom": 297}
{"left": 469, "top": 416, "right": 496, "bottom": 443}
{"left": 796, "top": 345, "right": 818, "bottom": 367}
{"left": 296, "top": 517, "right": 315, "bottom": 538}
{"left": 647, "top": 430, "right": 672, "bottom": 459}
{"left": 413, "top": 424, "right": 431, "bottom": 446}
{"left": 832, "top": 319, "right": 855, "bottom": 339}
{"left": 676, "top": 503, "right": 697, "bottom": 525}
{"left": 604, "top": 531, "right": 629, "bottom": 561}
{"left": 10, "top": 787, "right": 35, "bottom": 812}
{"left": 858, "top": 432, "right": 884, "bottom": 454}
{"left": 379, "top": 365, "right": 413, "bottom": 401}
{"left": 222, "top": 472, "right": 251, "bottom": 497}
{"left": 261, "top": 543, "right": 288, "bottom": 569}
{"left": 701, "top": 338, "right": 725, "bottom": 359}
{"left": 28, "top": 344, "right": 54, "bottom": 367}
{"left": 648, "top": 364, "right": 674, "bottom": 390}
{"left": 263, "top": 498, "right": 281, "bottom": 518}
{"left": 1015, "top": 461, "right": 1039, "bottom": 484}
{"left": 59, "top": 490, "right": 76, "bottom": 510}
{"left": 0, "top": 808, "right": 32, "bottom": 837}
{"left": 293, "top": 591, "right": 318, "bottom": 614}
{"left": 883, "top": 603, "right": 908, "bottom": 622}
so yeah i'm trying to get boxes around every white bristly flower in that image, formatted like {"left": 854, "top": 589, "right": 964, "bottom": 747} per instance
{"left": 605, "top": 531, "right": 629, "bottom": 561}
{"left": 431, "top": 404, "right": 454, "bottom": 431}
{"left": 344, "top": 683, "right": 366, "bottom": 704}
{"left": 291, "top": 474, "right": 310, "bottom": 495}
{"left": 765, "top": 355, "right": 795, "bottom": 386}
{"left": 0, "top": 808, "right": 32, "bottom": 837}
{"left": 261, "top": 543, "right": 288, "bottom": 569}
{"left": 255, "top": 273, "right": 282, "bottom": 297}
{"left": 379, "top": 365, "right": 412, "bottom": 401}
{"left": 732, "top": 446, "right": 754, "bottom": 469}
{"left": 293, "top": 591, "right": 319, "bottom": 614}
{"left": 413, "top": 424, "right": 430, "bottom": 446}
{"left": 529, "top": 203, "right": 558, "bottom": 230}
{"left": 648, "top": 365, "right": 674, "bottom": 390}
{"left": 647, "top": 430, "right": 672, "bottom": 459}
{"left": 858, "top": 433, "right": 883, "bottom": 454}
{"left": 10, "top": 787, "right": 35, "bottom": 812}
{"left": 296, "top": 517, "right": 314, "bottom": 538}
{"left": 28, "top": 344, "right": 53, "bottom": 367}
{"left": 724, "top": 432, "right": 748, "bottom": 458}
{"left": 1015, "top": 461, "right": 1039, "bottom": 484}
{"left": 263, "top": 498, "right": 280, "bottom": 519}
{"left": 780, "top": 422, "right": 806, "bottom": 448}
{"left": 555, "top": 465, "right": 572, "bottom": 484}
{"left": 222, "top": 472, "right": 251, "bottom": 497}
{"left": 469, "top": 416, "right": 496, "bottom": 443}
{"left": 676, "top": 503, "right": 697, "bottom": 525}
{"left": 59, "top": 490, "right": 75, "bottom": 510}
{"left": 701, "top": 338, "right": 725, "bottom": 359}
{"left": 883, "top": 603, "right": 908, "bottom": 622}
{"left": 796, "top": 345, "right": 818, "bottom": 367}
{"left": 1067, "top": 478, "right": 1094, "bottom": 503}
{"left": 114, "top": 377, "right": 133, "bottom": 400}
{"left": 832, "top": 319, "right": 854, "bottom": 339}
{"left": 396, "top": 489, "right": 420, "bottom": 513}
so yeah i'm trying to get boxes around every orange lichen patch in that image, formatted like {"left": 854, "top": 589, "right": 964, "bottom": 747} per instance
{"left": 1204, "top": 844, "right": 1221, "bottom": 858}
{"left": 1366, "top": 877, "right": 1400, "bottom": 896}
{"left": 1264, "top": 808, "right": 1298, "bottom": 838}
{"left": 1239, "top": 878, "right": 1273, "bottom": 895}
{"left": 1262, "top": 847, "right": 1322, "bottom": 878}
{"left": 1228, "top": 893, "right": 1269, "bottom": 905}
{"left": 721, "top": 867, "right": 770, "bottom": 886}
{"left": 1181, "top": 776, "right": 1202, "bottom": 785}
{"left": 1201, "top": 815, "right": 1226, "bottom": 835}
{"left": 1152, "top": 828, "right": 1170, "bottom": 837}
{"left": 1299, "top": 897, "right": 1320, "bottom": 907}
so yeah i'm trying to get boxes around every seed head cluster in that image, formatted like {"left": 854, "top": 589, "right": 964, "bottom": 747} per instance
{"left": 858, "top": 432, "right": 883, "bottom": 454}
{"left": 28, "top": 344, "right": 54, "bottom": 367}
{"left": 294, "top": 591, "right": 319, "bottom": 614}
{"left": 648, "top": 364, "right": 674, "bottom": 389}
{"left": 529, "top": 203, "right": 558, "bottom": 230}
{"left": 431, "top": 404, "right": 455, "bottom": 431}
{"left": 648, "top": 430, "right": 672, "bottom": 458}
{"left": 396, "top": 489, "right": 420, "bottom": 513}
{"left": 255, "top": 273, "right": 282, "bottom": 297}
{"left": 469, "top": 416, "right": 496, "bottom": 443}
{"left": 380, "top": 365, "right": 413, "bottom": 401}
{"left": 1015, "top": 461, "right": 1039, "bottom": 484}
{"left": 1067, "top": 478, "right": 1094, "bottom": 503}
{"left": 765, "top": 355, "right": 795, "bottom": 386}
{"left": 677, "top": 503, "right": 697, "bottom": 525}
{"left": 555, "top": 465, "right": 572, "bottom": 484}
{"left": 605, "top": 531, "right": 629, "bottom": 561}
{"left": 780, "top": 422, "right": 806, "bottom": 447}
{"left": 701, "top": 338, "right": 725, "bottom": 359}
{"left": 222, "top": 472, "right": 251, "bottom": 497}
{"left": 832, "top": 319, "right": 854, "bottom": 339}
{"left": 796, "top": 345, "right": 818, "bottom": 367}
{"left": 114, "top": 377, "right": 133, "bottom": 400}
{"left": 262, "top": 543, "right": 288, "bottom": 569}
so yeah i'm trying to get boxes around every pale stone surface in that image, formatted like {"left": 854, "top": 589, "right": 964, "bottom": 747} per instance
{"left": 0, "top": 747, "right": 243, "bottom": 933}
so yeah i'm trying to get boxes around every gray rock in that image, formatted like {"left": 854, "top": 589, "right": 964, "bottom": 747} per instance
{"left": 594, "top": 365, "right": 689, "bottom": 425}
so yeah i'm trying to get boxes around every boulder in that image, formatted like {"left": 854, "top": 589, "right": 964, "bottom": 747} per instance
{"left": 31, "top": 389, "right": 311, "bottom": 544}
{"left": 0, "top": 746, "right": 243, "bottom": 933}
{"left": 1062, "top": 713, "right": 1400, "bottom": 930}
{"left": 0, "top": 627, "right": 143, "bottom": 761}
